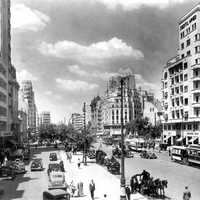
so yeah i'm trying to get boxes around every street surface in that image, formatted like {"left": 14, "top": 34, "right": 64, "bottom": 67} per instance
{"left": 94, "top": 141, "right": 200, "bottom": 200}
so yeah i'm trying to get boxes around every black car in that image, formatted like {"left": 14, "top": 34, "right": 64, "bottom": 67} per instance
{"left": 31, "top": 158, "right": 43, "bottom": 171}
{"left": 49, "top": 153, "right": 58, "bottom": 161}
{"left": 0, "top": 166, "right": 16, "bottom": 180}
{"left": 47, "top": 162, "right": 62, "bottom": 176}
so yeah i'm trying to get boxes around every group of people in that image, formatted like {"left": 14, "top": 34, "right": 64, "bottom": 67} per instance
{"left": 68, "top": 180, "right": 84, "bottom": 197}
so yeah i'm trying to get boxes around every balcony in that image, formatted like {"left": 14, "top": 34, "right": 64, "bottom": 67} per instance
{"left": 192, "top": 88, "right": 200, "bottom": 93}
{"left": 192, "top": 63, "right": 200, "bottom": 69}
{"left": 192, "top": 102, "right": 200, "bottom": 107}
{"left": 192, "top": 76, "right": 200, "bottom": 81}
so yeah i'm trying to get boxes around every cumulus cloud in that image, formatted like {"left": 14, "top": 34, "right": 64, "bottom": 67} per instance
{"left": 17, "top": 69, "right": 38, "bottom": 83}
{"left": 39, "top": 37, "right": 143, "bottom": 65}
{"left": 56, "top": 78, "right": 99, "bottom": 91}
{"left": 68, "top": 65, "right": 116, "bottom": 80}
{"left": 11, "top": 4, "right": 50, "bottom": 32}
{"left": 89, "top": 0, "right": 189, "bottom": 10}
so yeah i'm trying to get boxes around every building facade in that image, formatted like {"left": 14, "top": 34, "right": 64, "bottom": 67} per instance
{"left": 20, "top": 81, "right": 36, "bottom": 133}
{"left": 39, "top": 111, "right": 51, "bottom": 127}
{"left": 71, "top": 113, "right": 84, "bottom": 131}
{"left": 162, "top": 4, "right": 200, "bottom": 145}
{"left": 0, "top": 0, "right": 19, "bottom": 144}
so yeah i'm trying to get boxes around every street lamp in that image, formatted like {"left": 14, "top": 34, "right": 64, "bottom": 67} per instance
{"left": 83, "top": 102, "right": 87, "bottom": 165}
{"left": 120, "top": 77, "right": 126, "bottom": 200}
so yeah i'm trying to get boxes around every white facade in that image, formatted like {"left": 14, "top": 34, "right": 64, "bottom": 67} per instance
{"left": 162, "top": 4, "right": 200, "bottom": 145}
{"left": 71, "top": 113, "right": 84, "bottom": 131}
{"left": 39, "top": 111, "right": 51, "bottom": 127}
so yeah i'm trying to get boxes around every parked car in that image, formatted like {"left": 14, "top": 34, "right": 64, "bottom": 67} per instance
{"left": 47, "top": 161, "right": 64, "bottom": 176}
{"left": 0, "top": 166, "right": 16, "bottom": 180}
{"left": 48, "top": 171, "right": 66, "bottom": 190}
{"left": 49, "top": 153, "right": 58, "bottom": 161}
{"left": 31, "top": 158, "right": 43, "bottom": 171}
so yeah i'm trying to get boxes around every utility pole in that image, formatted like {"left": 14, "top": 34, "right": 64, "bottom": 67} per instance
{"left": 120, "top": 77, "right": 126, "bottom": 200}
{"left": 83, "top": 102, "right": 87, "bottom": 165}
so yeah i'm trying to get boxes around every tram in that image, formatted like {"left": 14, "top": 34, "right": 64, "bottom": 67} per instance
{"left": 126, "top": 138, "right": 146, "bottom": 152}
{"left": 171, "top": 145, "right": 200, "bottom": 166}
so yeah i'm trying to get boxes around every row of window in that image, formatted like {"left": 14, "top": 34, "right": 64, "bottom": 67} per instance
{"left": 181, "top": 46, "right": 200, "bottom": 59}
{"left": 164, "top": 123, "right": 198, "bottom": 131}
{"left": 180, "top": 23, "right": 196, "bottom": 39}
{"left": 180, "top": 34, "right": 200, "bottom": 50}
{"left": 171, "top": 85, "right": 188, "bottom": 95}
{"left": 0, "top": 106, "right": 7, "bottom": 116}
{"left": 171, "top": 73, "right": 188, "bottom": 85}
{"left": 180, "top": 15, "right": 196, "bottom": 31}
{"left": 0, "top": 91, "right": 6, "bottom": 103}
{"left": 168, "top": 63, "right": 188, "bottom": 77}
{"left": 0, "top": 64, "right": 6, "bottom": 77}
{"left": 171, "top": 110, "right": 188, "bottom": 119}
{"left": 0, "top": 77, "right": 7, "bottom": 90}
{"left": 171, "top": 97, "right": 188, "bottom": 107}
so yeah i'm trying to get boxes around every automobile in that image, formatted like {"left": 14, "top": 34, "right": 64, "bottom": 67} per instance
{"left": 88, "top": 150, "right": 96, "bottom": 159}
{"left": 140, "top": 150, "right": 157, "bottom": 159}
{"left": 43, "top": 189, "right": 70, "bottom": 200}
{"left": 8, "top": 159, "right": 26, "bottom": 174}
{"left": 31, "top": 158, "right": 43, "bottom": 171}
{"left": 49, "top": 153, "right": 58, "bottom": 161}
{"left": 48, "top": 171, "right": 66, "bottom": 190}
{"left": 47, "top": 161, "right": 64, "bottom": 176}
{"left": 148, "top": 152, "right": 157, "bottom": 159}
{"left": 0, "top": 166, "right": 16, "bottom": 180}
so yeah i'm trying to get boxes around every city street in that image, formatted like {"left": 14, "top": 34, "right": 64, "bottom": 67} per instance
{"left": 94, "top": 142, "right": 200, "bottom": 200}
{"left": 0, "top": 148, "right": 57, "bottom": 200}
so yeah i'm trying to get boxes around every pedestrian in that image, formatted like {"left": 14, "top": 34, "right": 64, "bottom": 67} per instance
{"left": 89, "top": 179, "right": 95, "bottom": 200}
{"left": 70, "top": 181, "right": 76, "bottom": 197}
{"left": 77, "top": 158, "right": 81, "bottom": 168}
{"left": 103, "top": 194, "right": 107, "bottom": 199}
{"left": 125, "top": 185, "right": 131, "bottom": 200}
{"left": 183, "top": 186, "right": 191, "bottom": 200}
{"left": 69, "top": 152, "right": 72, "bottom": 163}
{"left": 77, "top": 181, "right": 84, "bottom": 197}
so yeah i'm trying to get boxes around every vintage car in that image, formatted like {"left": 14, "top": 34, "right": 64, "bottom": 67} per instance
{"left": 47, "top": 161, "right": 64, "bottom": 176}
{"left": 48, "top": 171, "right": 66, "bottom": 190}
{"left": 0, "top": 165, "right": 16, "bottom": 180}
{"left": 49, "top": 153, "right": 58, "bottom": 161}
{"left": 31, "top": 158, "right": 43, "bottom": 171}
{"left": 140, "top": 150, "right": 157, "bottom": 159}
{"left": 8, "top": 159, "right": 26, "bottom": 174}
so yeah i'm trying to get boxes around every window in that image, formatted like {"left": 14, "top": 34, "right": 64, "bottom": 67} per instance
{"left": 181, "top": 109, "right": 183, "bottom": 117}
{"left": 181, "top": 43, "right": 184, "bottom": 50}
{"left": 192, "top": 23, "right": 196, "bottom": 31}
{"left": 0, "top": 64, "right": 6, "bottom": 76}
{"left": 175, "top": 76, "right": 179, "bottom": 83}
{"left": 165, "top": 92, "right": 168, "bottom": 99}
{"left": 171, "top": 88, "right": 174, "bottom": 95}
{"left": 195, "top": 46, "right": 200, "bottom": 53}
{"left": 172, "top": 111, "right": 175, "bottom": 119}
{"left": 176, "top": 110, "right": 180, "bottom": 119}
{"left": 0, "top": 78, "right": 6, "bottom": 90}
{"left": 184, "top": 86, "right": 188, "bottom": 92}
{"left": 180, "top": 96, "right": 183, "bottom": 104}
{"left": 186, "top": 39, "right": 190, "bottom": 46}
{"left": 188, "top": 124, "right": 192, "bottom": 130}
{"left": 176, "top": 98, "right": 179, "bottom": 106}
{"left": 180, "top": 74, "right": 183, "bottom": 81}
{"left": 164, "top": 72, "right": 168, "bottom": 79}
{"left": 181, "top": 54, "right": 184, "bottom": 59}
{"left": 194, "top": 123, "right": 198, "bottom": 130}
{"left": 184, "top": 62, "right": 188, "bottom": 69}
{"left": 183, "top": 124, "right": 186, "bottom": 130}
{"left": 195, "top": 33, "right": 200, "bottom": 41}
{"left": 185, "top": 98, "right": 188, "bottom": 105}
{"left": 195, "top": 96, "right": 199, "bottom": 103}
{"left": 168, "top": 125, "right": 171, "bottom": 130}
{"left": 187, "top": 50, "right": 191, "bottom": 56}
{"left": 195, "top": 58, "right": 200, "bottom": 64}
{"left": 172, "top": 99, "right": 175, "bottom": 107}
{"left": 171, "top": 78, "right": 174, "bottom": 85}
{"left": 184, "top": 74, "right": 188, "bottom": 81}
{"left": 0, "top": 121, "right": 7, "bottom": 131}
{"left": 164, "top": 82, "right": 167, "bottom": 88}
{"left": 0, "top": 106, "right": 6, "bottom": 116}
{"left": 180, "top": 85, "right": 183, "bottom": 92}
{"left": 175, "top": 87, "right": 179, "bottom": 94}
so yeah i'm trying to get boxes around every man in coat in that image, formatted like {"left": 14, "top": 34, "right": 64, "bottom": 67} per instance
{"left": 89, "top": 179, "right": 95, "bottom": 200}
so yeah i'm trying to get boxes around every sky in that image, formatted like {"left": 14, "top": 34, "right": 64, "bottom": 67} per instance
{"left": 11, "top": 0, "right": 199, "bottom": 123}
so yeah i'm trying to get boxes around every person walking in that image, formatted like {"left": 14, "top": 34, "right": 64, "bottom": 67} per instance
{"left": 89, "top": 179, "right": 95, "bottom": 200}
{"left": 183, "top": 186, "right": 191, "bottom": 200}
{"left": 125, "top": 185, "right": 131, "bottom": 200}
{"left": 70, "top": 181, "right": 76, "bottom": 197}
{"left": 69, "top": 151, "right": 72, "bottom": 163}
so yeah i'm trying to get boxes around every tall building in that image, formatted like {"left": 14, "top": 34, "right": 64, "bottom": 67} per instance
{"left": 162, "top": 4, "right": 200, "bottom": 145}
{"left": 20, "top": 81, "right": 36, "bottom": 132}
{"left": 0, "top": 0, "right": 19, "bottom": 144}
{"left": 71, "top": 113, "right": 84, "bottom": 131}
{"left": 39, "top": 111, "right": 51, "bottom": 127}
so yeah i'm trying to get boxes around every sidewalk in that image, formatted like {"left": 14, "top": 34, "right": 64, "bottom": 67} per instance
{"left": 59, "top": 151, "right": 148, "bottom": 200}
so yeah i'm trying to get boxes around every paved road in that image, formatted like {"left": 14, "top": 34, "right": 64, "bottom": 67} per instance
{"left": 94, "top": 142, "right": 200, "bottom": 200}
{"left": 0, "top": 148, "right": 59, "bottom": 200}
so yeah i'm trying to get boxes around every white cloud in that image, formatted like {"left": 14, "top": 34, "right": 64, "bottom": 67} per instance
{"left": 56, "top": 78, "right": 99, "bottom": 91}
{"left": 89, "top": 0, "right": 189, "bottom": 10}
{"left": 68, "top": 65, "right": 116, "bottom": 80}
{"left": 11, "top": 4, "right": 50, "bottom": 32}
{"left": 39, "top": 37, "right": 143, "bottom": 65}
{"left": 17, "top": 69, "right": 38, "bottom": 83}
{"left": 44, "top": 90, "right": 53, "bottom": 95}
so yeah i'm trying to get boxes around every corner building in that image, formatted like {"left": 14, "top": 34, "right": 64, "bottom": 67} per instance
{"left": 162, "top": 4, "right": 200, "bottom": 145}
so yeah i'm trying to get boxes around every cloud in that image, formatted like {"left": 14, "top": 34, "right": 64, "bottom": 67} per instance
{"left": 44, "top": 90, "right": 53, "bottom": 95}
{"left": 68, "top": 65, "right": 116, "bottom": 80}
{"left": 89, "top": 0, "right": 189, "bottom": 10}
{"left": 38, "top": 37, "right": 144, "bottom": 65}
{"left": 17, "top": 69, "right": 38, "bottom": 83}
{"left": 56, "top": 78, "right": 99, "bottom": 91}
{"left": 11, "top": 4, "right": 50, "bottom": 32}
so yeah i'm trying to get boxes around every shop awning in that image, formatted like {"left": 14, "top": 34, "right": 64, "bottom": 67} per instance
{"left": 188, "top": 137, "right": 198, "bottom": 143}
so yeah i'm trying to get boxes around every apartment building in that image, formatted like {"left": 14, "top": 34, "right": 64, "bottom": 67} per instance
{"left": 39, "top": 111, "right": 51, "bottom": 127}
{"left": 162, "top": 4, "right": 200, "bottom": 145}
{"left": 71, "top": 113, "right": 84, "bottom": 131}
{"left": 20, "top": 81, "right": 36, "bottom": 132}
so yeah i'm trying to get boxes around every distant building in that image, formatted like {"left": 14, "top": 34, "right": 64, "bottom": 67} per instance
{"left": 20, "top": 81, "right": 36, "bottom": 132}
{"left": 39, "top": 111, "right": 51, "bottom": 127}
{"left": 162, "top": 4, "right": 200, "bottom": 145}
{"left": 71, "top": 113, "right": 84, "bottom": 131}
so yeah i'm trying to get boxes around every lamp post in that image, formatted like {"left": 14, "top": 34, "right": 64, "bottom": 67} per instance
{"left": 83, "top": 102, "right": 87, "bottom": 165}
{"left": 120, "top": 77, "right": 126, "bottom": 200}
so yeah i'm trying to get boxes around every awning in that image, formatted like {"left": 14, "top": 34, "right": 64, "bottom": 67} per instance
{"left": 176, "top": 137, "right": 183, "bottom": 142}
{"left": 188, "top": 137, "right": 198, "bottom": 143}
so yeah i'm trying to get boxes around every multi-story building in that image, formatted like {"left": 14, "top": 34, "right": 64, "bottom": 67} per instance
{"left": 162, "top": 4, "right": 200, "bottom": 145}
{"left": 0, "top": 0, "right": 19, "bottom": 145}
{"left": 71, "top": 113, "right": 84, "bottom": 131}
{"left": 90, "top": 75, "right": 142, "bottom": 136}
{"left": 39, "top": 111, "right": 51, "bottom": 127}
{"left": 20, "top": 81, "right": 36, "bottom": 132}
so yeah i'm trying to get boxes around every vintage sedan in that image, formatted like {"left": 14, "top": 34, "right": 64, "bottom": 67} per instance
{"left": 49, "top": 153, "right": 58, "bottom": 161}
{"left": 48, "top": 171, "right": 66, "bottom": 190}
{"left": 31, "top": 158, "right": 43, "bottom": 171}
{"left": 9, "top": 159, "right": 26, "bottom": 174}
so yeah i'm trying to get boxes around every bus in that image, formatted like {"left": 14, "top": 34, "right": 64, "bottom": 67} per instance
{"left": 171, "top": 145, "right": 200, "bottom": 166}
